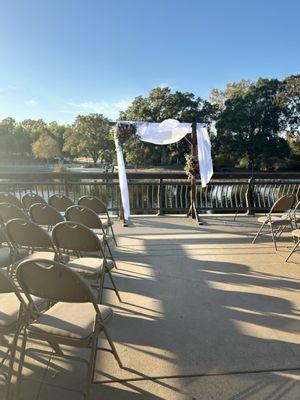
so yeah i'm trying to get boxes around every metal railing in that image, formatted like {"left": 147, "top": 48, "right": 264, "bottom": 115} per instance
{"left": 0, "top": 171, "right": 299, "bottom": 215}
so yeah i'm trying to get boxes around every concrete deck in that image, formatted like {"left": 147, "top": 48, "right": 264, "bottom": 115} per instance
{"left": 3, "top": 215, "right": 300, "bottom": 399}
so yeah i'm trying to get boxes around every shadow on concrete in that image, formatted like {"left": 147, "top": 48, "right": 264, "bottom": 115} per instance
{"left": 7, "top": 217, "right": 300, "bottom": 399}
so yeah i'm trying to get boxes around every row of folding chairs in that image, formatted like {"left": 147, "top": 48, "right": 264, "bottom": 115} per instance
{"left": 0, "top": 192, "right": 117, "bottom": 243}
{"left": 0, "top": 201, "right": 117, "bottom": 262}
{"left": 252, "top": 194, "right": 300, "bottom": 260}
{"left": 0, "top": 193, "right": 122, "bottom": 398}
{"left": 0, "top": 198, "right": 117, "bottom": 276}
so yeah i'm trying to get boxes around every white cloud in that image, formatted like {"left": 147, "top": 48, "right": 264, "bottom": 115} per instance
{"left": 26, "top": 99, "right": 37, "bottom": 106}
{"left": 61, "top": 99, "right": 132, "bottom": 119}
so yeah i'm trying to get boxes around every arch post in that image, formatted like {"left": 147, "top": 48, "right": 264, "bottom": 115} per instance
{"left": 187, "top": 121, "right": 202, "bottom": 225}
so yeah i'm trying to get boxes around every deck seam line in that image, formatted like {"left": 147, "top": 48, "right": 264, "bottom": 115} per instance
{"left": 94, "top": 365, "right": 300, "bottom": 384}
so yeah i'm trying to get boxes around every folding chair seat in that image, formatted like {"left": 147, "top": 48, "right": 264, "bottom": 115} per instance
{"left": 15, "top": 259, "right": 122, "bottom": 400}
{"left": 78, "top": 196, "right": 117, "bottom": 245}
{"left": 252, "top": 194, "right": 296, "bottom": 250}
{"left": 67, "top": 257, "right": 115, "bottom": 279}
{"left": 27, "top": 301, "right": 113, "bottom": 345}
{"left": 21, "top": 192, "right": 46, "bottom": 211}
{"left": 48, "top": 194, "right": 74, "bottom": 212}
{"left": 0, "top": 292, "right": 45, "bottom": 327}
{"left": 257, "top": 215, "right": 289, "bottom": 225}
{"left": 52, "top": 221, "right": 121, "bottom": 302}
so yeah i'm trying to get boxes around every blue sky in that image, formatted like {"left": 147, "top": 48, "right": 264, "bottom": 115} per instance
{"left": 0, "top": 0, "right": 299, "bottom": 123}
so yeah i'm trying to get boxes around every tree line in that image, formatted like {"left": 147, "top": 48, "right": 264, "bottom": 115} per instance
{"left": 0, "top": 74, "right": 299, "bottom": 171}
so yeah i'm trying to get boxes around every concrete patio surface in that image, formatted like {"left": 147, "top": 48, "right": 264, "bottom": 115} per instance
{"left": 2, "top": 215, "right": 300, "bottom": 399}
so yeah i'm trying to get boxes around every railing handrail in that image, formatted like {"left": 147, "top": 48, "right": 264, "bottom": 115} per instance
{"left": 0, "top": 171, "right": 299, "bottom": 181}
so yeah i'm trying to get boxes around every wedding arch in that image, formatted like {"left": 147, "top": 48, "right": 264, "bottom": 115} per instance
{"left": 112, "top": 119, "right": 213, "bottom": 225}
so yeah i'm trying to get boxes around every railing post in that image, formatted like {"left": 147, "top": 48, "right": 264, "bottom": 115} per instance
{"left": 246, "top": 177, "right": 254, "bottom": 215}
{"left": 64, "top": 174, "right": 69, "bottom": 197}
{"left": 156, "top": 178, "right": 164, "bottom": 215}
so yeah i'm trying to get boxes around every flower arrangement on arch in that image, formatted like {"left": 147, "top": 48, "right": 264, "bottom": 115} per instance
{"left": 184, "top": 154, "right": 199, "bottom": 181}
{"left": 115, "top": 122, "right": 137, "bottom": 146}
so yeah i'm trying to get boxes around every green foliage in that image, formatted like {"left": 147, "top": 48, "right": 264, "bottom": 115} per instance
{"left": 0, "top": 117, "right": 68, "bottom": 161}
{"left": 119, "top": 87, "right": 218, "bottom": 166}
{"left": 0, "top": 74, "right": 298, "bottom": 171}
{"left": 214, "top": 77, "right": 292, "bottom": 169}
{"left": 32, "top": 133, "right": 60, "bottom": 160}
{"left": 64, "top": 113, "right": 113, "bottom": 165}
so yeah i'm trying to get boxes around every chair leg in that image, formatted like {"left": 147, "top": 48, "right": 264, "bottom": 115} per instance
{"left": 270, "top": 223, "right": 277, "bottom": 251}
{"left": 233, "top": 209, "right": 238, "bottom": 222}
{"left": 85, "top": 332, "right": 98, "bottom": 400}
{"left": 98, "top": 272, "right": 105, "bottom": 304}
{"left": 105, "top": 242, "right": 117, "bottom": 269}
{"left": 4, "top": 326, "right": 21, "bottom": 400}
{"left": 275, "top": 225, "right": 286, "bottom": 240}
{"left": 252, "top": 222, "right": 266, "bottom": 244}
{"left": 106, "top": 270, "right": 121, "bottom": 302}
{"left": 110, "top": 225, "right": 118, "bottom": 246}
{"left": 103, "top": 326, "right": 122, "bottom": 368}
{"left": 285, "top": 239, "right": 300, "bottom": 262}
{"left": 15, "top": 329, "right": 28, "bottom": 400}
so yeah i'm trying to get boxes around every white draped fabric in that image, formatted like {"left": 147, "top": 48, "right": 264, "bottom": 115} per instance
{"left": 115, "top": 119, "right": 213, "bottom": 220}
{"left": 196, "top": 123, "right": 213, "bottom": 188}
{"left": 115, "top": 138, "right": 130, "bottom": 220}
{"left": 135, "top": 119, "right": 192, "bottom": 145}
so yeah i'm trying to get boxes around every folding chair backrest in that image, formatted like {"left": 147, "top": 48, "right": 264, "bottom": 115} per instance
{"left": 16, "top": 259, "right": 93, "bottom": 303}
{"left": 78, "top": 196, "right": 107, "bottom": 215}
{"left": 270, "top": 194, "right": 296, "bottom": 213}
{"left": 6, "top": 218, "right": 54, "bottom": 249}
{"left": 52, "top": 221, "right": 101, "bottom": 253}
{"left": 0, "top": 203, "right": 28, "bottom": 223}
{"left": 65, "top": 205, "right": 102, "bottom": 229}
{"left": 0, "top": 193, "right": 23, "bottom": 209}
{"left": 29, "top": 203, "right": 64, "bottom": 227}
{"left": 48, "top": 194, "right": 74, "bottom": 212}
{"left": 22, "top": 193, "right": 46, "bottom": 210}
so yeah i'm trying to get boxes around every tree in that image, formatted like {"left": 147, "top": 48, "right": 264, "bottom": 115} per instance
{"left": 46, "top": 121, "right": 69, "bottom": 156}
{"left": 0, "top": 118, "right": 16, "bottom": 156}
{"left": 120, "top": 87, "right": 218, "bottom": 166}
{"left": 64, "top": 114, "right": 113, "bottom": 165}
{"left": 215, "top": 78, "right": 290, "bottom": 170}
{"left": 210, "top": 80, "right": 252, "bottom": 111}
{"left": 32, "top": 133, "right": 60, "bottom": 161}
{"left": 13, "top": 119, "right": 49, "bottom": 158}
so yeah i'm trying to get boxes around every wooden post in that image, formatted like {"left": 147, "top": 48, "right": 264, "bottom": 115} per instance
{"left": 118, "top": 189, "right": 127, "bottom": 226}
{"left": 246, "top": 177, "right": 254, "bottom": 215}
{"left": 156, "top": 178, "right": 164, "bottom": 216}
{"left": 187, "top": 122, "right": 203, "bottom": 225}
{"left": 191, "top": 121, "right": 197, "bottom": 219}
